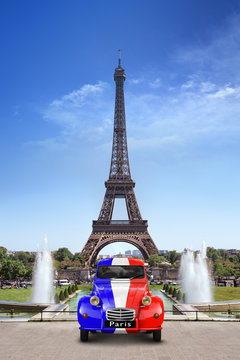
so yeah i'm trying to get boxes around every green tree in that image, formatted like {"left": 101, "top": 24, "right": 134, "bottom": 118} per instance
{"left": 219, "top": 249, "right": 229, "bottom": 261}
{"left": 213, "top": 262, "right": 233, "bottom": 277}
{"left": 24, "top": 265, "right": 33, "bottom": 279}
{"left": 177, "top": 290, "right": 182, "bottom": 301}
{"left": 0, "top": 259, "right": 27, "bottom": 280}
{"left": 147, "top": 254, "right": 167, "bottom": 266}
{"left": 54, "top": 248, "right": 73, "bottom": 261}
{"left": 64, "top": 288, "right": 69, "bottom": 299}
{"left": 166, "top": 250, "right": 179, "bottom": 264}
{"left": 73, "top": 252, "right": 83, "bottom": 263}
{"left": 0, "top": 247, "right": 8, "bottom": 260}
{"left": 59, "top": 290, "right": 65, "bottom": 301}
{"left": 68, "top": 285, "right": 72, "bottom": 295}
{"left": 172, "top": 288, "right": 177, "bottom": 298}
{"left": 229, "top": 256, "right": 238, "bottom": 264}
{"left": 54, "top": 293, "right": 60, "bottom": 304}
{"left": 14, "top": 252, "right": 29, "bottom": 265}
{"left": 207, "top": 247, "right": 219, "bottom": 262}
{"left": 169, "top": 286, "right": 173, "bottom": 295}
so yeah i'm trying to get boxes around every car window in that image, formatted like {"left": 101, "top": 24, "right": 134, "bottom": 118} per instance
{"left": 97, "top": 265, "right": 145, "bottom": 279}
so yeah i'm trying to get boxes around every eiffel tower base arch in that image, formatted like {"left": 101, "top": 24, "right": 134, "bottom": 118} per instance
{"left": 81, "top": 231, "right": 159, "bottom": 267}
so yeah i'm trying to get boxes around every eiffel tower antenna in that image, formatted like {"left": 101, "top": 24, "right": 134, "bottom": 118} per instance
{"left": 81, "top": 56, "right": 159, "bottom": 266}
{"left": 118, "top": 49, "right": 121, "bottom": 67}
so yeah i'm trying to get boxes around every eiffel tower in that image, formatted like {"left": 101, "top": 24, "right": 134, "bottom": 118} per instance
{"left": 81, "top": 53, "right": 159, "bottom": 266}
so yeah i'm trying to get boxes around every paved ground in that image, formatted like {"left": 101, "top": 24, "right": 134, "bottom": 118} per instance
{"left": 0, "top": 321, "right": 239, "bottom": 360}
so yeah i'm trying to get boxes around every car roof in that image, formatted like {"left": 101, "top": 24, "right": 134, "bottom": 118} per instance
{"left": 97, "top": 258, "right": 145, "bottom": 267}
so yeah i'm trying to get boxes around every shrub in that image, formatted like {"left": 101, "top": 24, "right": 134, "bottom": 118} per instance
{"left": 54, "top": 293, "right": 60, "bottom": 304}
{"left": 176, "top": 290, "right": 182, "bottom": 301}
{"left": 169, "top": 286, "right": 173, "bottom": 295}
{"left": 172, "top": 288, "right": 177, "bottom": 298}
{"left": 59, "top": 290, "right": 64, "bottom": 301}
{"left": 68, "top": 285, "right": 72, "bottom": 295}
{"left": 71, "top": 284, "right": 75, "bottom": 293}
{"left": 75, "top": 283, "right": 78, "bottom": 291}
{"left": 165, "top": 284, "right": 169, "bottom": 292}
{"left": 64, "top": 288, "right": 69, "bottom": 299}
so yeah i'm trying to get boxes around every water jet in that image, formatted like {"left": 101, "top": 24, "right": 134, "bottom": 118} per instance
{"left": 179, "top": 241, "right": 212, "bottom": 303}
{"left": 31, "top": 235, "right": 54, "bottom": 304}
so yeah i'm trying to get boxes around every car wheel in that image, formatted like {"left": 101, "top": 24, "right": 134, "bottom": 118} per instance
{"left": 153, "top": 329, "right": 161, "bottom": 342}
{"left": 80, "top": 329, "right": 89, "bottom": 342}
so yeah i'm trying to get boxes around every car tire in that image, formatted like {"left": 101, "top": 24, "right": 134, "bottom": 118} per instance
{"left": 80, "top": 329, "right": 89, "bottom": 342}
{"left": 153, "top": 329, "right": 161, "bottom": 342}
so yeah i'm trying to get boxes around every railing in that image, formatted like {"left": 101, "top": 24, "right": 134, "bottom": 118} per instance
{"left": 0, "top": 309, "right": 239, "bottom": 322}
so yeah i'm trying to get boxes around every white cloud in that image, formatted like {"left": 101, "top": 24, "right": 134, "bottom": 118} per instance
{"left": 128, "top": 135, "right": 182, "bottom": 149}
{"left": 50, "top": 82, "right": 106, "bottom": 108}
{"left": 199, "top": 82, "right": 216, "bottom": 93}
{"left": 175, "top": 13, "right": 240, "bottom": 85}
{"left": 42, "top": 81, "right": 113, "bottom": 138}
{"left": 149, "top": 77, "right": 161, "bottom": 88}
{"left": 32, "top": 13, "right": 240, "bottom": 157}
{"left": 207, "top": 85, "right": 240, "bottom": 99}
{"left": 128, "top": 77, "right": 144, "bottom": 85}
{"left": 181, "top": 80, "right": 194, "bottom": 89}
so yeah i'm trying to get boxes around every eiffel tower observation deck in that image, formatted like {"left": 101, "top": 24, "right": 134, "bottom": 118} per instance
{"left": 81, "top": 53, "right": 159, "bottom": 265}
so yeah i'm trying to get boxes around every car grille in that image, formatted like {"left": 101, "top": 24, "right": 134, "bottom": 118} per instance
{"left": 106, "top": 308, "right": 135, "bottom": 321}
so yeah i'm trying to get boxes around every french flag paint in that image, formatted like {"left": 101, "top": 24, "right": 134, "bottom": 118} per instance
{"left": 110, "top": 258, "right": 131, "bottom": 334}
{"left": 96, "top": 257, "right": 146, "bottom": 334}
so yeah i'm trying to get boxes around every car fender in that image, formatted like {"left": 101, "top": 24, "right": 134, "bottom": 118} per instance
{"left": 77, "top": 295, "right": 102, "bottom": 329}
{"left": 138, "top": 296, "right": 164, "bottom": 329}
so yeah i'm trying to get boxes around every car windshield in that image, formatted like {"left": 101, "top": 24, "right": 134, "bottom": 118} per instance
{"left": 97, "top": 265, "right": 145, "bottom": 279}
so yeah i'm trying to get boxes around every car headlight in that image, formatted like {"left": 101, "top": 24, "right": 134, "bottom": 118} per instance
{"left": 142, "top": 296, "right": 152, "bottom": 306}
{"left": 90, "top": 295, "right": 100, "bottom": 306}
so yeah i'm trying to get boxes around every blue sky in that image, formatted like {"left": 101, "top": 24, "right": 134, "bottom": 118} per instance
{"left": 1, "top": 0, "right": 240, "bottom": 254}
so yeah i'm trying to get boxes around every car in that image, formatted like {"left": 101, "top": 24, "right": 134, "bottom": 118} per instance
{"left": 77, "top": 258, "right": 164, "bottom": 342}
{"left": 58, "top": 279, "right": 71, "bottom": 287}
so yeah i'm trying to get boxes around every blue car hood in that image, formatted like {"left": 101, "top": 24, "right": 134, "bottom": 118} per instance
{"left": 93, "top": 281, "right": 115, "bottom": 311}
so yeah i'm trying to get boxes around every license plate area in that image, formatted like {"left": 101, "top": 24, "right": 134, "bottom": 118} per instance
{"left": 105, "top": 320, "right": 136, "bottom": 328}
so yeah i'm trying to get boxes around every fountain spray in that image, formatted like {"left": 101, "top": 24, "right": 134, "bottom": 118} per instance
{"left": 31, "top": 235, "right": 54, "bottom": 304}
{"left": 179, "top": 241, "right": 212, "bottom": 303}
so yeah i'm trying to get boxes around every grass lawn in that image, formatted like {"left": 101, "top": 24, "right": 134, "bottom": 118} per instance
{"left": 0, "top": 286, "right": 67, "bottom": 303}
{"left": 1, "top": 284, "right": 239, "bottom": 303}
{"left": 0, "top": 288, "right": 32, "bottom": 302}
{"left": 149, "top": 285, "right": 240, "bottom": 302}
{"left": 0, "top": 285, "right": 92, "bottom": 303}
{"left": 213, "top": 286, "right": 240, "bottom": 302}
{"left": 149, "top": 284, "right": 164, "bottom": 290}
{"left": 77, "top": 285, "right": 93, "bottom": 291}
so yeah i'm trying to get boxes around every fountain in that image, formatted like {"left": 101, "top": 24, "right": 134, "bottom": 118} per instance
{"left": 179, "top": 241, "right": 212, "bottom": 303}
{"left": 31, "top": 235, "right": 54, "bottom": 304}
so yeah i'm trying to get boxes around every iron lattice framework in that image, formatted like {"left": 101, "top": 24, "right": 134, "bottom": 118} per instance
{"left": 81, "top": 56, "right": 159, "bottom": 266}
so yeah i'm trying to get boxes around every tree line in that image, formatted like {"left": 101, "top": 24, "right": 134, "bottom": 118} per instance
{"left": 0, "top": 245, "right": 239, "bottom": 280}
{"left": 147, "top": 247, "right": 240, "bottom": 279}
{"left": 0, "top": 246, "right": 83, "bottom": 280}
